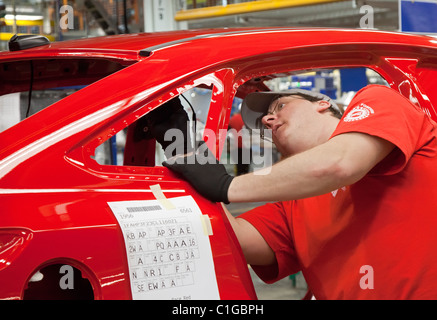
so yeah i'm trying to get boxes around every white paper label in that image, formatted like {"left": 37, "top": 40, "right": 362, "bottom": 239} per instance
{"left": 108, "top": 195, "right": 220, "bottom": 300}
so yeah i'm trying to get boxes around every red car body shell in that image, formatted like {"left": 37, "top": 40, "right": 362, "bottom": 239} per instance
{"left": 1, "top": 28, "right": 437, "bottom": 299}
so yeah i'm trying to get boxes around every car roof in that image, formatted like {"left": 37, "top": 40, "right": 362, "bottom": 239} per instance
{"left": 0, "top": 28, "right": 254, "bottom": 61}
{"left": 1, "top": 27, "right": 437, "bottom": 62}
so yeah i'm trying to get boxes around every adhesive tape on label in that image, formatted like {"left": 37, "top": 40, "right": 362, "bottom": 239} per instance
{"left": 150, "top": 184, "right": 175, "bottom": 210}
{"left": 200, "top": 214, "right": 213, "bottom": 236}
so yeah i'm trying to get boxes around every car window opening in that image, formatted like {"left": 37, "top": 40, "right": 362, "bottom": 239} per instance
{"left": 93, "top": 86, "right": 213, "bottom": 168}
{"left": 0, "top": 58, "right": 133, "bottom": 134}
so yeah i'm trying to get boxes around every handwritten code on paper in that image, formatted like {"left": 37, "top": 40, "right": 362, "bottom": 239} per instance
{"left": 108, "top": 196, "right": 219, "bottom": 300}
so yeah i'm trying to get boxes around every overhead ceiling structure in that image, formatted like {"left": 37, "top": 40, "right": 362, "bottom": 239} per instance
{"left": 175, "top": 0, "right": 399, "bottom": 31}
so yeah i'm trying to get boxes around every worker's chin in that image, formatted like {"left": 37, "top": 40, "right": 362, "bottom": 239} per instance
{"left": 274, "top": 143, "right": 290, "bottom": 158}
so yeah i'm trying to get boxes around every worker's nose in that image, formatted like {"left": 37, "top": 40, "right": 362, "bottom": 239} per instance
{"left": 262, "top": 113, "right": 275, "bottom": 129}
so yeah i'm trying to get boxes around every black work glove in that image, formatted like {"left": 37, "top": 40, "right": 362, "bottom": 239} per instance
{"left": 163, "top": 143, "right": 234, "bottom": 204}
{"left": 134, "top": 97, "right": 193, "bottom": 157}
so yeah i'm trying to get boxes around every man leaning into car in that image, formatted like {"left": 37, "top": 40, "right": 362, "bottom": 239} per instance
{"left": 159, "top": 85, "right": 437, "bottom": 300}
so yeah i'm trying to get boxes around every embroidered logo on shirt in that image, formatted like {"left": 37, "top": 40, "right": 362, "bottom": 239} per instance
{"left": 344, "top": 103, "right": 375, "bottom": 122}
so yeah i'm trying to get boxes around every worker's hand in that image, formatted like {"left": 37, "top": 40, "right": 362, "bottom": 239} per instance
{"left": 150, "top": 101, "right": 192, "bottom": 154}
{"left": 136, "top": 97, "right": 193, "bottom": 157}
{"left": 163, "top": 143, "right": 234, "bottom": 203}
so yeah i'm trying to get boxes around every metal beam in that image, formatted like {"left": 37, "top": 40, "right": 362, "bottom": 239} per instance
{"left": 175, "top": 0, "right": 347, "bottom": 21}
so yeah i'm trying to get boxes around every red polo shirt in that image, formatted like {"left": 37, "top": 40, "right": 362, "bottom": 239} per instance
{"left": 239, "top": 85, "right": 437, "bottom": 299}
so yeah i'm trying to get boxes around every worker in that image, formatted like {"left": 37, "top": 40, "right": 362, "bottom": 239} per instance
{"left": 161, "top": 86, "right": 437, "bottom": 299}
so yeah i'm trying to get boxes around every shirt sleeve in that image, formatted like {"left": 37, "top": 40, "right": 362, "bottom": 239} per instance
{"left": 238, "top": 201, "right": 301, "bottom": 283}
{"left": 331, "top": 85, "right": 428, "bottom": 175}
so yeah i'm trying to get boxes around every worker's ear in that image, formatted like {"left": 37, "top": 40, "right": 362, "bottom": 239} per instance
{"left": 316, "top": 100, "right": 331, "bottom": 113}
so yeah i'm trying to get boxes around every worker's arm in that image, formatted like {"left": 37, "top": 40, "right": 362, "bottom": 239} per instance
{"left": 164, "top": 132, "right": 395, "bottom": 203}
{"left": 228, "top": 132, "right": 395, "bottom": 202}
{"left": 221, "top": 204, "right": 276, "bottom": 266}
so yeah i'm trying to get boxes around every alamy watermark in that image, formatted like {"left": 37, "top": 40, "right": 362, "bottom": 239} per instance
{"left": 59, "top": 264, "right": 74, "bottom": 289}
{"left": 163, "top": 127, "right": 274, "bottom": 175}
{"left": 359, "top": 5, "right": 374, "bottom": 29}
{"left": 60, "top": 5, "right": 74, "bottom": 30}
{"left": 359, "top": 265, "right": 374, "bottom": 290}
